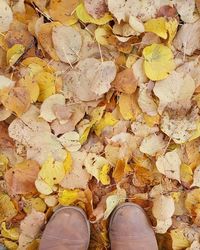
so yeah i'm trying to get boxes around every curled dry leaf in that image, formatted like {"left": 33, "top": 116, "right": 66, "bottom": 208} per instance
{"left": 63, "top": 58, "right": 116, "bottom": 101}
{"left": 0, "top": 0, "right": 13, "bottom": 32}
{"left": 60, "top": 151, "right": 90, "bottom": 189}
{"left": 40, "top": 94, "right": 65, "bottom": 122}
{"left": 152, "top": 194, "right": 175, "bottom": 233}
{"left": 5, "top": 160, "right": 40, "bottom": 196}
{"left": 173, "top": 20, "right": 200, "bottom": 56}
{"left": 52, "top": 25, "right": 82, "bottom": 64}
{"left": 153, "top": 71, "right": 195, "bottom": 113}
{"left": 156, "top": 150, "right": 181, "bottom": 182}
{"left": 112, "top": 68, "right": 138, "bottom": 94}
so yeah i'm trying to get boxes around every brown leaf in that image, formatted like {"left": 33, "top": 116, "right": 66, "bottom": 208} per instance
{"left": 0, "top": 122, "right": 14, "bottom": 149}
{"left": 5, "top": 160, "right": 40, "bottom": 196}
{"left": 112, "top": 68, "right": 138, "bottom": 94}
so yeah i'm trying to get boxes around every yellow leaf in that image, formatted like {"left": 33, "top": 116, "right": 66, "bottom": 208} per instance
{"left": 94, "top": 112, "right": 118, "bottom": 136}
{"left": 185, "top": 188, "right": 200, "bottom": 214}
{"left": 63, "top": 151, "right": 73, "bottom": 175}
{"left": 118, "top": 94, "right": 134, "bottom": 120}
{"left": 0, "top": 154, "right": 8, "bottom": 177}
{"left": 95, "top": 25, "right": 112, "bottom": 46}
{"left": 58, "top": 189, "right": 79, "bottom": 206}
{"left": 22, "top": 57, "right": 55, "bottom": 74}
{"left": 99, "top": 164, "right": 111, "bottom": 185}
{"left": 1, "top": 222, "right": 20, "bottom": 241}
{"left": 143, "top": 43, "right": 175, "bottom": 81}
{"left": 38, "top": 155, "right": 65, "bottom": 188}
{"left": 7, "top": 44, "right": 25, "bottom": 66}
{"left": 76, "top": 3, "right": 112, "bottom": 25}
{"left": 170, "top": 229, "right": 190, "bottom": 250}
{"left": 189, "top": 120, "right": 200, "bottom": 141}
{"left": 34, "top": 71, "right": 56, "bottom": 102}
{"left": 4, "top": 240, "right": 18, "bottom": 250}
{"left": 143, "top": 114, "right": 160, "bottom": 127}
{"left": 18, "top": 75, "right": 40, "bottom": 103}
{"left": 48, "top": 0, "right": 79, "bottom": 26}
{"left": 0, "top": 193, "right": 17, "bottom": 222}
{"left": 166, "top": 18, "right": 179, "bottom": 46}
{"left": 144, "top": 17, "right": 168, "bottom": 39}
{"left": 79, "top": 125, "right": 92, "bottom": 145}
{"left": 180, "top": 164, "right": 193, "bottom": 185}
{"left": 30, "top": 197, "right": 46, "bottom": 213}
{"left": 90, "top": 106, "right": 106, "bottom": 125}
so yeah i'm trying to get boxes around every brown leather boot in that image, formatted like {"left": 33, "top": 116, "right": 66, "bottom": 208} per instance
{"left": 39, "top": 207, "right": 90, "bottom": 250}
{"left": 109, "top": 203, "right": 158, "bottom": 250}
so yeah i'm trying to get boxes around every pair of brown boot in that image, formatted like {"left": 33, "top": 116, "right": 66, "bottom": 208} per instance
{"left": 39, "top": 203, "right": 158, "bottom": 250}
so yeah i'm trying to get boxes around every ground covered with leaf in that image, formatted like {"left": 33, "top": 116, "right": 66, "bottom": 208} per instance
{"left": 0, "top": 0, "right": 200, "bottom": 249}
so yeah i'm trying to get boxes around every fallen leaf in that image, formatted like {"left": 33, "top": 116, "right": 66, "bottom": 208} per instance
{"left": 153, "top": 71, "right": 195, "bottom": 113}
{"left": 61, "top": 151, "right": 90, "bottom": 189}
{"left": 48, "top": 0, "right": 79, "bottom": 25}
{"left": 84, "top": 153, "right": 108, "bottom": 181}
{"left": 152, "top": 194, "right": 175, "bottom": 233}
{"left": 140, "top": 133, "right": 166, "bottom": 156}
{"left": 5, "top": 160, "right": 40, "bottom": 195}
{"left": 99, "top": 164, "right": 111, "bottom": 185}
{"left": 52, "top": 25, "right": 82, "bottom": 64}
{"left": 58, "top": 189, "right": 80, "bottom": 206}
{"left": 112, "top": 68, "right": 138, "bottom": 94}
{"left": 112, "top": 159, "right": 126, "bottom": 183}
{"left": 63, "top": 58, "right": 116, "bottom": 101}
{"left": 40, "top": 94, "right": 65, "bottom": 122}
{"left": 173, "top": 0, "right": 198, "bottom": 23}
{"left": 0, "top": 87, "right": 31, "bottom": 117}
{"left": 191, "top": 165, "right": 200, "bottom": 188}
{"left": 143, "top": 43, "right": 175, "bottom": 81}
{"left": 19, "top": 210, "right": 45, "bottom": 249}
{"left": 58, "top": 131, "right": 81, "bottom": 152}
{"left": 84, "top": 0, "right": 108, "bottom": 18}
{"left": 156, "top": 150, "right": 181, "bottom": 182}
{"left": 144, "top": 17, "right": 168, "bottom": 39}
{"left": 76, "top": 3, "right": 112, "bottom": 25}
{"left": 173, "top": 20, "right": 200, "bottom": 56}
{"left": 0, "top": 0, "right": 13, "bottom": 32}
{"left": 104, "top": 188, "right": 126, "bottom": 219}
{"left": 170, "top": 229, "right": 190, "bottom": 250}
{"left": 0, "top": 193, "right": 17, "bottom": 222}
{"left": 7, "top": 44, "right": 25, "bottom": 66}
{"left": 118, "top": 93, "right": 135, "bottom": 120}
{"left": 1, "top": 222, "right": 20, "bottom": 241}
{"left": 0, "top": 75, "right": 15, "bottom": 90}
{"left": 36, "top": 155, "right": 65, "bottom": 189}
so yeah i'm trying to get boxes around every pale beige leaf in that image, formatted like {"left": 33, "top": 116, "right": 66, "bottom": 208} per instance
{"left": 156, "top": 150, "right": 181, "bottom": 181}
{"left": 191, "top": 166, "right": 200, "bottom": 188}
{"left": 173, "top": 20, "right": 200, "bottom": 56}
{"left": 60, "top": 151, "right": 90, "bottom": 189}
{"left": 140, "top": 133, "right": 166, "bottom": 156}
{"left": 153, "top": 71, "right": 195, "bottom": 113}
{"left": 58, "top": 131, "right": 81, "bottom": 152}
{"left": 0, "top": 0, "right": 13, "bottom": 32}
{"left": 52, "top": 25, "right": 82, "bottom": 64}
{"left": 0, "top": 75, "right": 15, "bottom": 90}
{"left": 40, "top": 94, "right": 65, "bottom": 122}
{"left": 173, "top": 0, "right": 198, "bottom": 23}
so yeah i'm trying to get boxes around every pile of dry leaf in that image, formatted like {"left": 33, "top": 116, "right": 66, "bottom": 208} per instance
{"left": 0, "top": 0, "right": 200, "bottom": 249}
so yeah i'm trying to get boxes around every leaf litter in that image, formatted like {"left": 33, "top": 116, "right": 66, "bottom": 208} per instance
{"left": 0, "top": 0, "right": 200, "bottom": 249}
